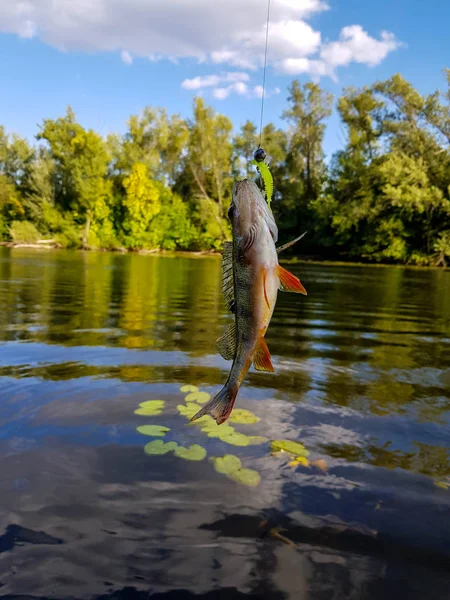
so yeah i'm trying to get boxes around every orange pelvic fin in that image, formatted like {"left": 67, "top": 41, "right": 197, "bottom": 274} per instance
{"left": 263, "top": 270, "right": 270, "bottom": 309}
{"left": 253, "top": 337, "right": 275, "bottom": 372}
{"left": 277, "top": 265, "right": 307, "bottom": 295}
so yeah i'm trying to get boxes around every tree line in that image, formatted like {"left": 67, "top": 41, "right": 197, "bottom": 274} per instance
{"left": 1, "top": 70, "right": 449, "bottom": 265}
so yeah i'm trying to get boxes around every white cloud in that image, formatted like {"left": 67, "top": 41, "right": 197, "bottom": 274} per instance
{"left": 0, "top": 1, "right": 400, "bottom": 85}
{"left": 182, "top": 72, "right": 249, "bottom": 91}
{"left": 213, "top": 87, "right": 231, "bottom": 100}
{"left": 212, "top": 81, "right": 249, "bottom": 100}
{"left": 121, "top": 50, "right": 133, "bottom": 65}
{"left": 320, "top": 25, "right": 401, "bottom": 68}
{"left": 253, "top": 85, "right": 281, "bottom": 98}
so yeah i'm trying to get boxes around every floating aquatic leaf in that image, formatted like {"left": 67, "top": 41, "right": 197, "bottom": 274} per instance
{"left": 213, "top": 454, "right": 242, "bottom": 474}
{"left": 177, "top": 403, "right": 202, "bottom": 419}
{"left": 270, "top": 440, "right": 309, "bottom": 457}
{"left": 180, "top": 385, "right": 199, "bottom": 393}
{"left": 220, "top": 432, "right": 250, "bottom": 447}
{"left": 247, "top": 436, "right": 269, "bottom": 445}
{"left": 174, "top": 444, "right": 207, "bottom": 461}
{"left": 434, "top": 480, "right": 450, "bottom": 490}
{"left": 288, "top": 456, "right": 310, "bottom": 468}
{"left": 134, "top": 400, "right": 165, "bottom": 416}
{"left": 201, "top": 422, "right": 235, "bottom": 437}
{"left": 144, "top": 440, "right": 178, "bottom": 455}
{"left": 229, "top": 409, "right": 260, "bottom": 424}
{"left": 228, "top": 468, "right": 261, "bottom": 487}
{"left": 137, "top": 425, "right": 170, "bottom": 437}
{"left": 185, "top": 391, "right": 211, "bottom": 404}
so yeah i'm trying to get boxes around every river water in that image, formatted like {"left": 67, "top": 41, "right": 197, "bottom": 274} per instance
{"left": 0, "top": 248, "right": 450, "bottom": 599}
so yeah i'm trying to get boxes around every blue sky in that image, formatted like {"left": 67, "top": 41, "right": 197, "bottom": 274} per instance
{"left": 0, "top": 0, "right": 448, "bottom": 159}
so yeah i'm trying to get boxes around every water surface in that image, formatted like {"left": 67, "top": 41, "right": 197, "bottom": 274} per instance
{"left": 0, "top": 248, "right": 450, "bottom": 599}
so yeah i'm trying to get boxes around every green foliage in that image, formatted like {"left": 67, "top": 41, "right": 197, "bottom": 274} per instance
{"left": 8, "top": 220, "right": 41, "bottom": 243}
{"left": 134, "top": 400, "right": 165, "bottom": 416}
{"left": 270, "top": 440, "right": 310, "bottom": 457}
{"left": 173, "top": 444, "right": 206, "bottom": 461}
{"left": 185, "top": 391, "right": 211, "bottom": 404}
{"left": 228, "top": 409, "right": 260, "bottom": 424}
{"left": 228, "top": 468, "right": 261, "bottom": 487}
{"left": 144, "top": 440, "right": 178, "bottom": 455}
{"left": 212, "top": 454, "right": 242, "bottom": 474}
{"left": 1, "top": 72, "right": 449, "bottom": 263}
{"left": 136, "top": 425, "right": 170, "bottom": 437}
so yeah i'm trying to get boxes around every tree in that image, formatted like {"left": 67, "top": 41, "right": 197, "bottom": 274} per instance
{"left": 279, "top": 81, "right": 332, "bottom": 243}
{"left": 122, "top": 163, "right": 161, "bottom": 248}
{"left": 37, "top": 107, "right": 112, "bottom": 246}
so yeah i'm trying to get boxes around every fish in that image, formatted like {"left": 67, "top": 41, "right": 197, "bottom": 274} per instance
{"left": 190, "top": 179, "right": 307, "bottom": 425}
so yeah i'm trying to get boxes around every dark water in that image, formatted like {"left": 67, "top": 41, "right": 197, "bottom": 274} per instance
{"left": 1, "top": 248, "right": 450, "bottom": 600}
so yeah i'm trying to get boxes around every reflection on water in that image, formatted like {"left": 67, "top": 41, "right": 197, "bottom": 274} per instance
{"left": 0, "top": 247, "right": 450, "bottom": 599}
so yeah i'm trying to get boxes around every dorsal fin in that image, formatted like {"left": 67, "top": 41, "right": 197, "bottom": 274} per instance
{"left": 221, "top": 241, "right": 235, "bottom": 312}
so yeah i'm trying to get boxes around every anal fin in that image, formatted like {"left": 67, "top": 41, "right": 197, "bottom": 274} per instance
{"left": 253, "top": 337, "right": 275, "bottom": 372}
{"left": 277, "top": 265, "right": 307, "bottom": 295}
{"left": 216, "top": 322, "right": 236, "bottom": 361}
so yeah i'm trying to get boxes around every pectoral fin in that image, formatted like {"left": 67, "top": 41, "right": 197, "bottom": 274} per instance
{"left": 253, "top": 337, "right": 275, "bottom": 372}
{"left": 263, "top": 270, "right": 270, "bottom": 309}
{"left": 216, "top": 322, "right": 236, "bottom": 361}
{"left": 277, "top": 265, "right": 307, "bottom": 295}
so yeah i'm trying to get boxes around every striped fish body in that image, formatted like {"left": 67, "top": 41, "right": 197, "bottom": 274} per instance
{"left": 191, "top": 179, "right": 307, "bottom": 425}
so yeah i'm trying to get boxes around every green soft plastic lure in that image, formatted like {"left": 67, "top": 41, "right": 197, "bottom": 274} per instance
{"left": 251, "top": 147, "right": 273, "bottom": 208}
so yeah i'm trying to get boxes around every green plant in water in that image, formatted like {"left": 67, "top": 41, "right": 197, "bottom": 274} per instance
{"left": 220, "top": 432, "right": 251, "bottom": 447}
{"left": 247, "top": 436, "right": 269, "bottom": 445}
{"left": 136, "top": 425, "right": 170, "bottom": 437}
{"left": 144, "top": 440, "right": 178, "bottom": 455}
{"left": 174, "top": 444, "right": 207, "bottom": 461}
{"left": 185, "top": 391, "right": 211, "bottom": 404}
{"left": 229, "top": 468, "right": 261, "bottom": 487}
{"left": 212, "top": 454, "right": 242, "bottom": 474}
{"left": 229, "top": 409, "right": 260, "bottom": 424}
{"left": 134, "top": 400, "right": 165, "bottom": 416}
{"left": 177, "top": 403, "right": 203, "bottom": 419}
{"left": 270, "top": 440, "right": 309, "bottom": 457}
{"left": 180, "top": 385, "right": 199, "bottom": 393}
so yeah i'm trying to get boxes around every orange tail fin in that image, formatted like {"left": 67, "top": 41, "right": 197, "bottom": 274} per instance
{"left": 277, "top": 265, "right": 307, "bottom": 295}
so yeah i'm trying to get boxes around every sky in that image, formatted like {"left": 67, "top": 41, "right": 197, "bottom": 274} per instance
{"left": 0, "top": 0, "right": 448, "bottom": 159}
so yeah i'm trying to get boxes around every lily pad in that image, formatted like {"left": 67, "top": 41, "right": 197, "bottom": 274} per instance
{"left": 213, "top": 454, "right": 242, "bottom": 474}
{"left": 185, "top": 391, "right": 211, "bottom": 404}
{"left": 228, "top": 468, "right": 261, "bottom": 487}
{"left": 201, "top": 421, "right": 235, "bottom": 437}
{"left": 180, "top": 385, "right": 199, "bottom": 393}
{"left": 134, "top": 400, "right": 165, "bottom": 416}
{"left": 229, "top": 409, "right": 260, "bottom": 424}
{"left": 174, "top": 444, "right": 207, "bottom": 461}
{"left": 220, "top": 432, "right": 250, "bottom": 447}
{"left": 270, "top": 440, "right": 309, "bottom": 457}
{"left": 289, "top": 456, "right": 310, "bottom": 468}
{"left": 177, "top": 403, "right": 202, "bottom": 419}
{"left": 144, "top": 440, "right": 178, "bottom": 455}
{"left": 434, "top": 480, "right": 450, "bottom": 490}
{"left": 247, "top": 436, "right": 269, "bottom": 445}
{"left": 136, "top": 425, "right": 170, "bottom": 437}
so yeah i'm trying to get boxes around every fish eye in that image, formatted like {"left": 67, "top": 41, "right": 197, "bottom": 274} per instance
{"left": 227, "top": 204, "right": 235, "bottom": 219}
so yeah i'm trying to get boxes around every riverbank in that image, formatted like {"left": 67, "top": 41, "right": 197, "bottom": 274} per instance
{"left": 2, "top": 240, "right": 448, "bottom": 270}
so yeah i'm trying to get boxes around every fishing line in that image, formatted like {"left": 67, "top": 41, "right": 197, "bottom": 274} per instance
{"left": 258, "top": 0, "right": 271, "bottom": 147}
